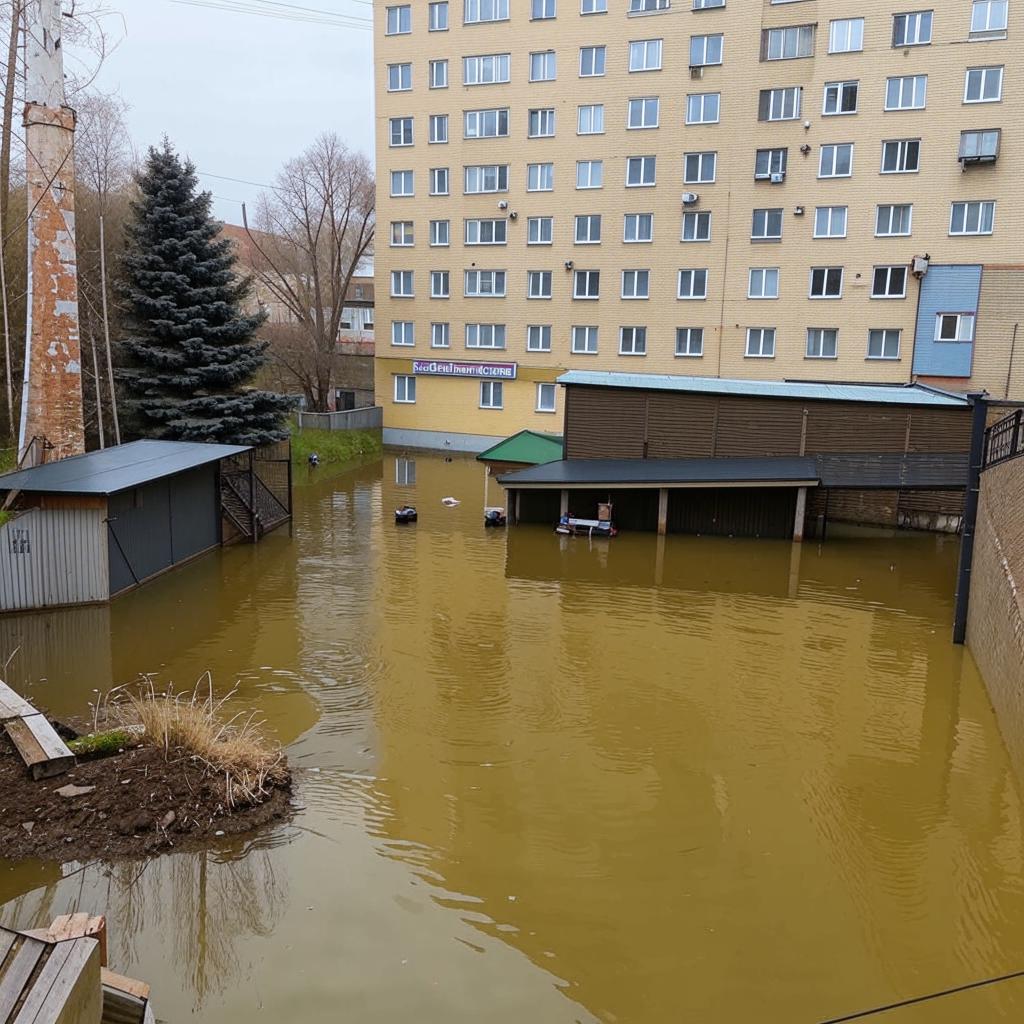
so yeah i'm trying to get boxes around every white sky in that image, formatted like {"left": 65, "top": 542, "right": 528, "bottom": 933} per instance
{"left": 87, "top": 0, "right": 375, "bottom": 223}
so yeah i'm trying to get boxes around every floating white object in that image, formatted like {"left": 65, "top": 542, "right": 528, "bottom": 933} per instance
{"left": 441, "top": 497, "right": 460, "bottom": 507}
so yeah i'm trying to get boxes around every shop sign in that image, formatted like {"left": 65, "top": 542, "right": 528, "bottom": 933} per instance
{"left": 412, "top": 359, "right": 517, "bottom": 380}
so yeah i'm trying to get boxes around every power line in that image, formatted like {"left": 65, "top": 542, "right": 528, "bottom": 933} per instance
{"left": 198, "top": 170, "right": 281, "bottom": 191}
{"left": 169, "top": 0, "right": 372, "bottom": 28}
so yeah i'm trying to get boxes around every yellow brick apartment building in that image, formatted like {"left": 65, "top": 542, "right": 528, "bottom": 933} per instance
{"left": 374, "top": 0, "right": 1021, "bottom": 450}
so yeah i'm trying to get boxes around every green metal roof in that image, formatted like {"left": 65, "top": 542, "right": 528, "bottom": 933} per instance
{"left": 476, "top": 430, "right": 564, "bottom": 465}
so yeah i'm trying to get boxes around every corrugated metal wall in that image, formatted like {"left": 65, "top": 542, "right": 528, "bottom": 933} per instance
{"left": 911, "top": 265, "right": 983, "bottom": 379}
{"left": 669, "top": 487, "right": 797, "bottom": 539}
{"left": 0, "top": 509, "right": 109, "bottom": 611}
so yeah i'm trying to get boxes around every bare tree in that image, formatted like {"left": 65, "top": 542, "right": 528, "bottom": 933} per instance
{"left": 247, "top": 133, "right": 374, "bottom": 412}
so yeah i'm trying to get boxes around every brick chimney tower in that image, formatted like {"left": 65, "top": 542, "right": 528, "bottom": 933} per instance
{"left": 17, "top": 0, "right": 84, "bottom": 464}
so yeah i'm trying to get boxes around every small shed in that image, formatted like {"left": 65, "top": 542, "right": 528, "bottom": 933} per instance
{"left": 476, "top": 430, "right": 563, "bottom": 513}
{"left": 0, "top": 440, "right": 291, "bottom": 612}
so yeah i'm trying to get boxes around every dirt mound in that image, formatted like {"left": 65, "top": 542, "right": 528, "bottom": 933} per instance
{"left": 0, "top": 728, "right": 292, "bottom": 862}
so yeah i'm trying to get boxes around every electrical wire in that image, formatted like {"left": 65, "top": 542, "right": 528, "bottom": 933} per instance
{"left": 168, "top": 0, "right": 372, "bottom": 28}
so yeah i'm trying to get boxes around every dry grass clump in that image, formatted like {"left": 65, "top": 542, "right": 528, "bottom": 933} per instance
{"left": 117, "top": 675, "right": 288, "bottom": 807}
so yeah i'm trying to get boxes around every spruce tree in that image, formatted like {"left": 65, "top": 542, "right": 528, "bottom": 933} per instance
{"left": 119, "top": 140, "right": 293, "bottom": 445}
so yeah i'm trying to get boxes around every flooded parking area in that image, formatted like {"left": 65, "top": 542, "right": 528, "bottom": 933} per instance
{"left": 3, "top": 452, "right": 1024, "bottom": 1023}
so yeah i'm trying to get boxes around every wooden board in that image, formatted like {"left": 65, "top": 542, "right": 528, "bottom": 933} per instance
{"left": 100, "top": 970, "right": 149, "bottom": 1003}
{"left": 0, "top": 937, "right": 47, "bottom": 1020}
{"left": 0, "top": 680, "right": 36, "bottom": 722}
{"left": 4, "top": 714, "right": 74, "bottom": 780}
{"left": 31, "top": 938, "right": 101, "bottom": 1024}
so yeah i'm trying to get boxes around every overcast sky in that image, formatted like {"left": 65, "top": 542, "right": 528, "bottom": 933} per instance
{"left": 88, "top": 0, "right": 375, "bottom": 223}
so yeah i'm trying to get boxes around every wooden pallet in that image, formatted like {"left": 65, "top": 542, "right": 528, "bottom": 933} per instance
{"left": 0, "top": 680, "right": 74, "bottom": 780}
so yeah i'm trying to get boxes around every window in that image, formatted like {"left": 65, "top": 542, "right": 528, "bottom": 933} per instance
{"left": 580, "top": 46, "right": 606, "bottom": 76}
{"left": 530, "top": 50, "right": 556, "bottom": 81}
{"left": 950, "top": 200, "right": 995, "bottom": 235}
{"left": 532, "top": 0, "right": 556, "bottom": 18}
{"left": 394, "top": 375, "right": 416, "bottom": 403}
{"left": 690, "top": 33, "right": 723, "bottom": 66}
{"left": 875, "top": 204, "right": 913, "bottom": 236}
{"left": 429, "top": 1, "right": 449, "bottom": 30}
{"left": 814, "top": 206, "right": 847, "bottom": 238}
{"left": 536, "top": 383, "right": 557, "bottom": 412}
{"left": 965, "top": 66, "right": 1003, "bottom": 102}
{"left": 893, "top": 10, "right": 932, "bottom": 46}
{"left": 746, "top": 328, "right": 776, "bottom": 358}
{"left": 686, "top": 93, "right": 720, "bottom": 124}
{"left": 886, "top": 75, "right": 927, "bottom": 110}
{"left": 881, "top": 138, "right": 920, "bottom": 173}
{"left": 624, "top": 213, "right": 653, "bottom": 242}
{"left": 391, "top": 321, "right": 414, "bottom": 346}
{"left": 528, "top": 163, "right": 554, "bottom": 191}
{"left": 806, "top": 328, "right": 838, "bottom": 359}
{"left": 527, "top": 271, "right": 553, "bottom": 299}
{"left": 628, "top": 97, "right": 660, "bottom": 129}
{"left": 391, "top": 270, "right": 414, "bottom": 297}
{"left": 430, "top": 271, "right": 450, "bottom": 298}
{"left": 464, "top": 270, "right": 507, "bottom": 296}
{"left": 872, "top": 265, "right": 908, "bottom": 298}
{"left": 578, "top": 104, "right": 605, "bottom": 134}
{"left": 682, "top": 211, "right": 711, "bottom": 241}
{"left": 684, "top": 152, "right": 716, "bottom": 184}
{"left": 464, "top": 108, "right": 509, "bottom": 139}
{"left": 619, "top": 327, "right": 647, "bottom": 355}
{"left": 748, "top": 267, "right": 779, "bottom": 299}
{"left": 676, "top": 327, "right": 704, "bottom": 357}
{"left": 867, "top": 329, "right": 900, "bottom": 360}
{"left": 971, "top": 0, "right": 1008, "bottom": 35}
{"left": 429, "top": 168, "right": 449, "bottom": 195}
{"left": 529, "top": 108, "right": 556, "bottom": 137}
{"left": 464, "top": 0, "right": 508, "bottom": 23}
{"left": 630, "top": 0, "right": 669, "bottom": 10}
{"left": 575, "top": 214, "right": 602, "bottom": 243}
{"left": 464, "top": 54, "right": 511, "bottom": 85}
{"left": 677, "top": 269, "right": 708, "bottom": 299}
{"left": 758, "top": 87, "right": 801, "bottom": 121}
{"left": 824, "top": 80, "right": 858, "bottom": 115}
{"left": 629, "top": 39, "right": 663, "bottom": 71}
{"left": 754, "top": 148, "right": 788, "bottom": 178}
{"left": 621, "top": 269, "right": 650, "bottom": 298}
{"left": 626, "top": 155, "right": 656, "bottom": 186}
{"left": 431, "top": 322, "right": 450, "bottom": 348}
{"left": 429, "top": 115, "right": 448, "bottom": 144}
{"left": 430, "top": 220, "right": 450, "bottom": 246}
{"left": 390, "top": 221, "right": 414, "bottom": 247}
{"left": 574, "top": 270, "right": 600, "bottom": 299}
{"left": 935, "top": 313, "right": 976, "bottom": 342}
{"left": 480, "top": 380, "right": 504, "bottom": 409}
{"left": 527, "top": 324, "right": 552, "bottom": 351}
{"left": 528, "top": 216, "right": 554, "bottom": 244}
{"left": 389, "top": 117, "right": 413, "bottom": 147}
{"left": 959, "top": 130, "right": 1001, "bottom": 163}
{"left": 693, "top": 0, "right": 723, "bottom": 7}
{"left": 465, "top": 219, "right": 507, "bottom": 245}
{"left": 819, "top": 143, "right": 853, "bottom": 177}
{"left": 388, "top": 63, "right": 411, "bottom": 92}
{"left": 809, "top": 266, "right": 843, "bottom": 298}
{"left": 829, "top": 18, "right": 864, "bottom": 53}
{"left": 763, "top": 24, "right": 815, "bottom": 60}
{"left": 466, "top": 323, "right": 507, "bottom": 348}
{"left": 430, "top": 60, "right": 448, "bottom": 89}
{"left": 386, "top": 5, "right": 411, "bottom": 35}
{"left": 752, "top": 208, "right": 783, "bottom": 240}
{"left": 571, "top": 325, "right": 598, "bottom": 353}
{"left": 582, "top": 0, "right": 607, "bottom": 12}
{"left": 576, "top": 160, "right": 603, "bottom": 188}
{"left": 464, "top": 164, "right": 509, "bottom": 193}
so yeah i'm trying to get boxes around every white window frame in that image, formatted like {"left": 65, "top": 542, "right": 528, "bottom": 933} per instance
{"left": 871, "top": 265, "right": 908, "bottom": 298}
{"left": 528, "top": 162, "right": 555, "bottom": 192}
{"left": 430, "top": 60, "right": 449, "bottom": 89}
{"left": 527, "top": 216, "right": 554, "bottom": 245}
{"left": 528, "top": 108, "right": 556, "bottom": 138}
{"left": 759, "top": 87, "right": 801, "bottom": 121}
{"left": 479, "top": 380, "right": 504, "bottom": 409}
{"left": 527, "top": 324, "right": 552, "bottom": 352}
{"left": 389, "top": 117, "right": 413, "bottom": 148}
{"left": 806, "top": 328, "right": 838, "bottom": 359}
{"left": 881, "top": 138, "right": 920, "bottom": 173}
{"left": 624, "top": 213, "right": 654, "bottom": 243}
{"left": 675, "top": 327, "right": 704, "bottom": 357}
{"left": 464, "top": 0, "right": 509, "bottom": 24}
{"left": 576, "top": 160, "right": 604, "bottom": 189}
{"left": 619, "top": 326, "right": 647, "bottom": 356}
{"left": 809, "top": 266, "right": 844, "bottom": 299}
{"left": 690, "top": 33, "right": 724, "bottom": 67}
{"left": 464, "top": 164, "right": 509, "bottom": 194}
{"left": 466, "top": 323, "right": 507, "bottom": 349}
{"left": 571, "top": 325, "right": 599, "bottom": 354}
{"left": 746, "top": 327, "right": 776, "bottom": 358}
{"left": 627, "top": 97, "right": 660, "bottom": 129}
{"left": 828, "top": 18, "right": 864, "bottom": 53}
{"left": 971, "top": 0, "right": 1009, "bottom": 35}
{"left": 748, "top": 267, "right": 779, "bottom": 299}
{"left": 464, "top": 108, "right": 509, "bottom": 140}
{"left": 394, "top": 375, "right": 416, "bottom": 403}
{"left": 964, "top": 66, "right": 1003, "bottom": 103}
{"left": 464, "top": 269, "right": 507, "bottom": 297}
{"left": 950, "top": 200, "right": 995, "bottom": 235}
{"left": 629, "top": 38, "right": 663, "bottom": 72}
{"left": 578, "top": 104, "right": 605, "bottom": 134}
{"left": 818, "top": 143, "right": 853, "bottom": 178}
{"left": 527, "top": 270, "right": 553, "bottom": 299}
{"left": 875, "top": 204, "right": 913, "bottom": 237}
{"left": 431, "top": 322, "right": 451, "bottom": 348}
{"left": 531, "top": 0, "right": 557, "bottom": 19}
{"left": 529, "top": 50, "right": 557, "bottom": 82}
{"left": 430, "top": 219, "right": 450, "bottom": 246}
{"left": 892, "top": 10, "right": 932, "bottom": 47}
{"left": 764, "top": 24, "right": 815, "bottom": 61}
{"left": 823, "top": 80, "right": 858, "bottom": 116}
{"left": 754, "top": 148, "right": 788, "bottom": 178}
{"left": 867, "top": 328, "right": 901, "bottom": 360}
{"left": 390, "top": 270, "right": 414, "bottom": 298}
{"left": 429, "top": 114, "right": 448, "bottom": 144}
{"left": 682, "top": 211, "right": 711, "bottom": 242}
{"left": 463, "top": 53, "right": 511, "bottom": 86}
{"left": 885, "top": 75, "right": 927, "bottom": 111}
{"left": 575, "top": 214, "right": 602, "bottom": 244}
{"left": 429, "top": 167, "right": 450, "bottom": 196}
{"left": 536, "top": 382, "right": 558, "bottom": 412}
{"left": 626, "top": 155, "right": 656, "bottom": 187}
{"left": 429, "top": 1, "right": 449, "bottom": 31}
{"left": 686, "top": 92, "right": 721, "bottom": 125}
{"left": 579, "top": 46, "right": 607, "bottom": 77}
{"left": 621, "top": 269, "right": 650, "bottom": 299}
{"left": 430, "top": 270, "right": 450, "bottom": 299}
{"left": 813, "top": 206, "right": 847, "bottom": 239}
{"left": 390, "top": 170, "right": 414, "bottom": 197}
{"left": 573, "top": 270, "right": 600, "bottom": 299}
{"left": 935, "top": 313, "right": 976, "bottom": 342}
{"left": 391, "top": 320, "right": 415, "bottom": 346}
{"left": 464, "top": 218, "right": 508, "bottom": 246}
{"left": 677, "top": 268, "right": 708, "bottom": 300}
{"left": 581, "top": 0, "right": 607, "bottom": 12}
{"left": 386, "top": 5, "right": 411, "bottom": 35}
{"left": 390, "top": 221, "right": 414, "bottom": 247}
{"left": 751, "top": 208, "right": 783, "bottom": 241}
{"left": 387, "top": 63, "right": 412, "bottom": 92}
{"left": 684, "top": 151, "right": 716, "bottom": 184}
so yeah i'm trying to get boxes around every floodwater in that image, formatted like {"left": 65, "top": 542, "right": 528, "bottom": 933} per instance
{"left": 3, "top": 453, "right": 1024, "bottom": 1023}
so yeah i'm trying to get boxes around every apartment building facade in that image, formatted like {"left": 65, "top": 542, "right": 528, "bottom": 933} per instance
{"left": 374, "top": 0, "right": 1020, "bottom": 450}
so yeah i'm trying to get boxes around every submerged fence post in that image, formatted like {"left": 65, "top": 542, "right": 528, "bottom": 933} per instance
{"left": 952, "top": 392, "right": 989, "bottom": 645}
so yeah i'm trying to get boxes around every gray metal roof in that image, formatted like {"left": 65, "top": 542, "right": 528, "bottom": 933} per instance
{"left": 557, "top": 371, "right": 972, "bottom": 408}
{"left": 499, "top": 454, "right": 969, "bottom": 490}
{"left": 0, "top": 439, "right": 251, "bottom": 495}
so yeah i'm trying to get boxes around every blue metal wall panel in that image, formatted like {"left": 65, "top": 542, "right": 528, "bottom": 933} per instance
{"left": 912, "top": 265, "right": 982, "bottom": 377}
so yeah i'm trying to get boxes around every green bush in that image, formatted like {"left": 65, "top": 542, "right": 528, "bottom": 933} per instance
{"left": 291, "top": 427, "right": 382, "bottom": 468}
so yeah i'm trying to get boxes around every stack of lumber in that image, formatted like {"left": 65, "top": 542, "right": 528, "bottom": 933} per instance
{"left": 0, "top": 679, "right": 74, "bottom": 780}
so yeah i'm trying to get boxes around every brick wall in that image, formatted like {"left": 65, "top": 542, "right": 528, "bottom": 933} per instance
{"left": 967, "top": 457, "right": 1024, "bottom": 775}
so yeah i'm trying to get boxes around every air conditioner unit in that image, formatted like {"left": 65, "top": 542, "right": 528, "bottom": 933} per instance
{"left": 753, "top": 172, "right": 770, "bottom": 181}
{"left": 912, "top": 255, "right": 930, "bottom": 277}
{"left": 681, "top": 191, "right": 699, "bottom": 205}
{"left": 689, "top": 66, "right": 703, "bottom": 80}
{"left": 770, "top": 171, "right": 786, "bottom": 184}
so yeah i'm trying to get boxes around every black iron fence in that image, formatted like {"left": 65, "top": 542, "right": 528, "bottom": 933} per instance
{"left": 983, "top": 410, "right": 1024, "bottom": 469}
{"left": 220, "top": 440, "right": 292, "bottom": 540}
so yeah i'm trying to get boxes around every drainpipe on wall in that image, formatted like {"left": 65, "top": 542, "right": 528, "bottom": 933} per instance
{"left": 952, "top": 391, "right": 989, "bottom": 645}
{"left": 1004, "top": 322, "right": 1019, "bottom": 399}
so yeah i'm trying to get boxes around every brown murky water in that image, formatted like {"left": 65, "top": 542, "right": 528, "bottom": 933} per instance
{"left": 3, "top": 453, "right": 1024, "bottom": 1023}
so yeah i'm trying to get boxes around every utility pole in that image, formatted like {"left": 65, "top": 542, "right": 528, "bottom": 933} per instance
{"left": 18, "top": 0, "right": 84, "bottom": 464}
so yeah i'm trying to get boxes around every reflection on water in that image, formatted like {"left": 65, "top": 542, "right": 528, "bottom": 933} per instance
{"left": 3, "top": 453, "right": 1024, "bottom": 1022}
